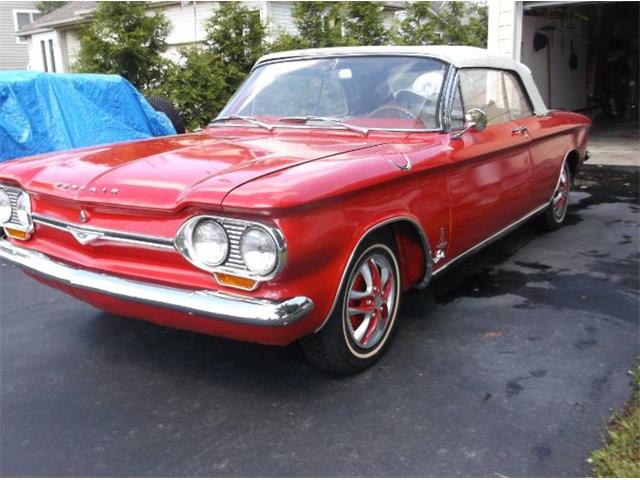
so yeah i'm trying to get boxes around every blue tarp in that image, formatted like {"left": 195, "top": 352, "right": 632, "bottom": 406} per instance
{"left": 0, "top": 71, "right": 176, "bottom": 162}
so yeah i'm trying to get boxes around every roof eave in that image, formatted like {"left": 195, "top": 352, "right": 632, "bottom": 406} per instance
{"left": 17, "top": 16, "right": 92, "bottom": 36}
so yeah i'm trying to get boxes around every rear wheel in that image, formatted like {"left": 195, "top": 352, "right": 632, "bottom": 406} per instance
{"left": 541, "top": 162, "right": 571, "bottom": 230}
{"left": 300, "top": 234, "right": 402, "bottom": 374}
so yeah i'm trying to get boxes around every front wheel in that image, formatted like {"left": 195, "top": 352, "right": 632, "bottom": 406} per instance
{"left": 300, "top": 235, "right": 402, "bottom": 374}
{"left": 540, "top": 162, "right": 571, "bottom": 230}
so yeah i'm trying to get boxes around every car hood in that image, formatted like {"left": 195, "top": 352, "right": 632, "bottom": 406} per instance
{"left": 0, "top": 131, "right": 386, "bottom": 211}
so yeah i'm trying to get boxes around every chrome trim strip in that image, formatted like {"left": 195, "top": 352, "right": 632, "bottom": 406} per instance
{"left": 431, "top": 203, "right": 549, "bottom": 277}
{"left": 0, "top": 239, "right": 313, "bottom": 327}
{"left": 556, "top": 150, "right": 575, "bottom": 191}
{"left": 314, "top": 216, "right": 432, "bottom": 333}
{"left": 208, "top": 123, "right": 442, "bottom": 134}
{"left": 440, "top": 66, "right": 458, "bottom": 132}
{"left": 253, "top": 52, "right": 449, "bottom": 71}
{"left": 32, "top": 214, "right": 175, "bottom": 251}
{"left": 442, "top": 68, "right": 460, "bottom": 133}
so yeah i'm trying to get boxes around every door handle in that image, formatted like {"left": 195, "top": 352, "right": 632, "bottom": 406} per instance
{"left": 512, "top": 126, "right": 528, "bottom": 135}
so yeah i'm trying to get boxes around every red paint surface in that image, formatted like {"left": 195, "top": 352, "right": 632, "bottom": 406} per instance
{"left": 1, "top": 110, "right": 590, "bottom": 345}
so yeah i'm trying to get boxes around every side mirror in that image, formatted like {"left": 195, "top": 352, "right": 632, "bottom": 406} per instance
{"left": 451, "top": 108, "right": 488, "bottom": 139}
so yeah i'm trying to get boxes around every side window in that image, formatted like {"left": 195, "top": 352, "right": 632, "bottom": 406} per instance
{"left": 450, "top": 83, "right": 465, "bottom": 129}
{"left": 458, "top": 69, "right": 510, "bottom": 126}
{"left": 503, "top": 72, "right": 533, "bottom": 119}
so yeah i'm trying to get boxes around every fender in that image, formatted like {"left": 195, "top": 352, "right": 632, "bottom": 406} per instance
{"left": 540, "top": 147, "right": 580, "bottom": 206}
{"left": 314, "top": 214, "right": 432, "bottom": 333}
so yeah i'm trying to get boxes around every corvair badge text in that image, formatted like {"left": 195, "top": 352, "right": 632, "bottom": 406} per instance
{"left": 54, "top": 182, "right": 119, "bottom": 194}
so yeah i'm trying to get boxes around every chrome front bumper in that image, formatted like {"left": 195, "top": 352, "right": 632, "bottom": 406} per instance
{"left": 0, "top": 239, "right": 313, "bottom": 326}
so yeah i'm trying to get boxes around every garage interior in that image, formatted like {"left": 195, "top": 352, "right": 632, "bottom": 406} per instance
{"left": 518, "top": 1, "right": 638, "bottom": 166}
{"left": 521, "top": 1, "right": 638, "bottom": 119}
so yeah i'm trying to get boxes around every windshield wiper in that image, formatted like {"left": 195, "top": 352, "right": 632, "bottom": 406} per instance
{"left": 209, "top": 115, "right": 274, "bottom": 131}
{"left": 278, "top": 116, "right": 368, "bottom": 136}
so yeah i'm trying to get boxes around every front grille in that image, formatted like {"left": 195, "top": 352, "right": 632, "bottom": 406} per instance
{"left": 3, "top": 186, "right": 23, "bottom": 227}
{"left": 219, "top": 219, "right": 249, "bottom": 272}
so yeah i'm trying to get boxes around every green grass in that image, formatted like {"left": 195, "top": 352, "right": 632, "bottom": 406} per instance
{"left": 589, "top": 364, "right": 640, "bottom": 477}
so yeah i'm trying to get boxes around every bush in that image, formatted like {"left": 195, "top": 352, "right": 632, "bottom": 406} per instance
{"left": 150, "top": 47, "right": 226, "bottom": 131}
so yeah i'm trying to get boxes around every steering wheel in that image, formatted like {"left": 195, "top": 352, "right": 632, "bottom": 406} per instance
{"left": 368, "top": 105, "right": 418, "bottom": 120}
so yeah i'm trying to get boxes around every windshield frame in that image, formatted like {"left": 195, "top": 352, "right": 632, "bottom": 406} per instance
{"left": 216, "top": 54, "right": 454, "bottom": 133}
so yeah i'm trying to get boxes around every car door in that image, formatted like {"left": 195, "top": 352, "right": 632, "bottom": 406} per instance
{"left": 504, "top": 72, "right": 565, "bottom": 209}
{"left": 445, "top": 68, "right": 534, "bottom": 260}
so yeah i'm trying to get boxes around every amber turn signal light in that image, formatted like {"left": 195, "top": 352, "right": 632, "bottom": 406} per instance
{"left": 4, "top": 227, "right": 30, "bottom": 240}
{"left": 214, "top": 272, "right": 257, "bottom": 291}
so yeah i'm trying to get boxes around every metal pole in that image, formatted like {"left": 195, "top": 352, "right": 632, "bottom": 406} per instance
{"left": 193, "top": 0, "right": 197, "bottom": 45}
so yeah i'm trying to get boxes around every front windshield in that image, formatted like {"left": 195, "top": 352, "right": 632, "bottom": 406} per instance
{"left": 219, "top": 56, "right": 448, "bottom": 131}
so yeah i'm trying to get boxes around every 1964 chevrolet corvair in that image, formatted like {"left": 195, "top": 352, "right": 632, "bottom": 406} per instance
{"left": 0, "top": 47, "right": 590, "bottom": 373}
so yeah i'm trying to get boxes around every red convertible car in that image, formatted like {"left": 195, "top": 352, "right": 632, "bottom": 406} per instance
{"left": 0, "top": 47, "right": 590, "bottom": 373}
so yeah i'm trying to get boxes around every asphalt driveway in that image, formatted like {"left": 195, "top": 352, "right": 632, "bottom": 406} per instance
{"left": 1, "top": 165, "right": 638, "bottom": 477}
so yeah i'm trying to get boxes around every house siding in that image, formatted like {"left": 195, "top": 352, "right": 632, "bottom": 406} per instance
{"left": 487, "top": 0, "right": 522, "bottom": 59}
{"left": 0, "top": 1, "right": 38, "bottom": 70}
{"left": 268, "top": 1, "right": 296, "bottom": 35}
{"left": 162, "top": 1, "right": 218, "bottom": 47}
{"left": 64, "top": 29, "right": 81, "bottom": 68}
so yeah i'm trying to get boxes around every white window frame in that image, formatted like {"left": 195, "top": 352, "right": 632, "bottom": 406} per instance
{"left": 13, "top": 9, "right": 40, "bottom": 44}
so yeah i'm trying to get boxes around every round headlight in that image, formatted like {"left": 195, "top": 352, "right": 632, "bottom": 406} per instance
{"left": 190, "top": 220, "right": 228, "bottom": 267}
{"left": 15, "top": 191, "right": 31, "bottom": 228}
{"left": 240, "top": 227, "right": 278, "bottom": 276}
{"left": 0, "top": 189, "right": 11, "bottom": 224}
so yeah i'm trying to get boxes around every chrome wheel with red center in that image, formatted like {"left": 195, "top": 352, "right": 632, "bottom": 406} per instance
{"left": 301, "top": 239, "right": 402, "bottom": 373}
{"left": 344, "top": 252, "right": 397, "bottom": 350}
{"left": 552, "top": 163, "right": 570, "bottom": 222}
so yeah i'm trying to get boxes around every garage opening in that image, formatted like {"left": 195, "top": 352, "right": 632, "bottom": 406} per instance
{"left": 520, "top": 1, "right": 638, "bottom": 164}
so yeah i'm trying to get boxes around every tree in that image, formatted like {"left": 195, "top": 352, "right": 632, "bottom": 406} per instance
{"left": 35, "top": 1, "right": 67, "bottom": 15}
{"left": 464, "top": 2, "right": 489, "bottom": 48}
{"left": 436, "top": 1, "right": 488, "bottom": 47}
{"left": 344, "top": 2, "right": 389, "bottom": 46}
{"left": 393, "top": 1, "right": 488, "bottom": 47}
{"left": 271, "top": 1, "right": 393, "bottom": 51}
{"left": 268, "top": 29, "right": 304, "bottom": 53}
{"left": 393, "top": 2, "right": 440, "bottom": 45}
{"left": 286, "top": 2, "right": 348, "bottom": 48}
{"left": 73, "top": 2, "right": 170, "bottom": 90}
{"left": 204, "top": 2, "right": 267, "bottom": 94}
{"left": 151, "top": 47, "right": 227, "bottom": 131}
{"left": 152, "top": 3, "right": 268, "bottom": 130}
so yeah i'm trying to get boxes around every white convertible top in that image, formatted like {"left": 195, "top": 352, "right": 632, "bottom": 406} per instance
{"left": 256, "top": 46, "right": 549, "bottom": 115}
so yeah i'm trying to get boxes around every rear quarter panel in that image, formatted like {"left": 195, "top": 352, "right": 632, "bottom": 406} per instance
{"left": 517, "top": 110, "right": 591, "bottom": 206}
